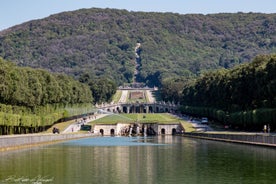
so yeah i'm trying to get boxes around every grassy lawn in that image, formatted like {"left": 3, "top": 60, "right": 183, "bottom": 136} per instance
{"left": 43, "top": 113, "right": 196, "bottom": 133}
{"left": 112, "top": 90, "right": 122, "bottom": 103}
{"left": 125, "top": 113, "right": 180, "bottom": 123}
{"left": 180, "top": 121, "right": 196, "bottom": 132}
{"left": 88, "top": 115, "right": 133, "bottom": 124}
{"left": 90, "top": 113, "right": 180, "bottom": 124}
{"left": 89, "top": 113, "right": 180, "bottom": 124}
{"left": 89, "top": 113, "right": 196, "bottom": 132}
{"left": 43, "top": 120, "right": 76, "bottom": 133}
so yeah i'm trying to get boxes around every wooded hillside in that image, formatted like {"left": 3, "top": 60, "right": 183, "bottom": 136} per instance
{"left": 177, "top": 54, "right": 276, "bottom": 130}
{"left": 0, "top": 8, "right": 275, "bottom": 86}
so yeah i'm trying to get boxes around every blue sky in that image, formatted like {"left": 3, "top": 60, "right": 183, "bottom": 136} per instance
{"left": 1, "top": 0, "right": 275, "bottom": 30}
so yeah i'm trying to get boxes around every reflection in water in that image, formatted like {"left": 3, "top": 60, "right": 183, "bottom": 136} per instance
{"left": 0, "top": 136, "right": 276, "bottom": 184}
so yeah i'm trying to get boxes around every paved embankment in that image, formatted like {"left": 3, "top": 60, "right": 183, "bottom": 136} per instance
{"left": 146, "top": 90, "right": 155, "bottom": 103}
{"left": 62, "top": 114, "right": 108, "bottom": 133}
{"left": 0, "top": 133, "right": 94, "bottom": 151}
{"left": 182, "top": 132, "right": 276, "bottom": 147}
{"left": 118, "top": 90, "right": 128, "bottom": 103}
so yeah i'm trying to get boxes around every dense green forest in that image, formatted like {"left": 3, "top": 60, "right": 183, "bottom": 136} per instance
{"left": 181, "top": 55, "right": 276, "bottom": 110}
{"left": 79, "top": 73, "right": 117, "bottom": 103}
{"left": 0, "top": 58, "right": 94, "bottom": 135}
{"left": 161, "top": 55, "right": 276, "bottom": 131}
{"left": 0, "top": 8, "right": 275, "bottom": 133}
{"left": 0, "top": 58, "right": 92, "bottom": 107}
{"left": 0, "top": 8, "right": 275, "bottom": 86}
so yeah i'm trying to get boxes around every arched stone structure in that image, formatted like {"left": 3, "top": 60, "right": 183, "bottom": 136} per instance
{"left": 100, "top": 129, "right": 104, "bottom": 136}
{"left": 94, "top": 123, "right": 183, "bottom": 136}
{"left": 172, "top": 128, "right": 177, "bottom": 135}
{"left": 98, "top": 102, "right": 179, "bottom": 114}
{"left": 123, "top": 106, "right": 128, "bottom": 113}
{"left": 110, "top": 129, "right": 115, "bottom": 136}
{"left": 149, "top": 106, "right": 153, "bottom": 113}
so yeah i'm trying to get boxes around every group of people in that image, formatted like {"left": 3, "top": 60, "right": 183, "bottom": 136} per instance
{"left": 52, "top": 127, "right": 60, "bottom": 134}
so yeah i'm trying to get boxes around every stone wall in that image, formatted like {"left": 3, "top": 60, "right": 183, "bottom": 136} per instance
{"left": 93, "top": 124, "right": 118, "bottom": 136}
{"left": 93, "top": 123, "right": 184, "bottom": 136}
{"left": 182, "top": 132, "right": 276, "bottom": 147}
{"left": 0, "top": 133, "right": 93, "bottom": 151}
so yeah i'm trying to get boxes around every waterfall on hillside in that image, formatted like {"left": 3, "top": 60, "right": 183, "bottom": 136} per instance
{"left": 133, "top": 43, "right": 143, "bottom": 87}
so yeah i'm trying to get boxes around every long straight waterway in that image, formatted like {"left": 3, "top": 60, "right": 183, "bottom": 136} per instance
{"left": 1, "top": 136, "right": 276, "bottom": 184}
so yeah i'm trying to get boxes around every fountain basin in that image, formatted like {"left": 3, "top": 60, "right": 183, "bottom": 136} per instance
{"left": 93, "top": 123, "right": 183, "bottom": 136}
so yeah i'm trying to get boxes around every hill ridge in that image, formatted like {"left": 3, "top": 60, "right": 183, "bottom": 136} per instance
{"left": 0, "top": 8, "right": 275, "bottom": 86}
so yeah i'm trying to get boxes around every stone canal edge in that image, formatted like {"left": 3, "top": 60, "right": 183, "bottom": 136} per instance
{"left": 182, "top": 132, "right": 276, "bottom": 148}
{"left": 2, "top": 132, "right": 276, "bottom": 152}
{"left": 0, "top": 133, "right": 95, "bottom": 152}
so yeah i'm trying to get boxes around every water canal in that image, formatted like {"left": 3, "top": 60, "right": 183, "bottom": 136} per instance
{"left": 0, "top": 136, "right": 276, "bottom": 184}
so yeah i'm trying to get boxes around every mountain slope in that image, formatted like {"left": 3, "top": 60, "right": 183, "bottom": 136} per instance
{"left": 0, "top": 8, "right": 275, "bottom": 86}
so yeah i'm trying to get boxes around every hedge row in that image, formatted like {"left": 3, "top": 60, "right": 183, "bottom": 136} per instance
{"left": 0, "top": 103, "right": 96, "bottom": 135}
{"left": 180, "top": 106, "right": 276, "bottom": 131}
{"left": 0, "top": 111, "right": 64, "bottom": 127}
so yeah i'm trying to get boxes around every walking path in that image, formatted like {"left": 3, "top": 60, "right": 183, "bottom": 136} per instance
{"left": 191, "top": 121, "right": 213, "bottom": 132}
{"left": 180, "top": 115, "right": 213, "bottom": 132}
{"left": 62, "top": 114, "right": 108, "bottom": 133}
{"left": 118, "top": 90, "right": 128, "bottom": 103}
{"left": 146, "top": 90, "right": 155, "bottom": 103}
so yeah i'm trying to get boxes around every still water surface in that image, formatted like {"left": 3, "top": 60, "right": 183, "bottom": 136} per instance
{"left": 0, "top": 136, "right": 276, "bottom": 184}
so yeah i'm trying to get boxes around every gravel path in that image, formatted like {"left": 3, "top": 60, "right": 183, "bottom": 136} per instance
{"left": 62, "top": 114, "right": 108, "bottom": 133}
{"left": 146, "top": 90, "right": 155, "bottom": 103}
{"left": 118, "top": 90, "right": 128, "bottom": 103}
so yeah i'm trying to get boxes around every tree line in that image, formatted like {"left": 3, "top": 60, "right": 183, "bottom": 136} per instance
{"left": 161, "top": 54, "right": 276, "bottom": 131}
{"left": 79, "top": 73, "right": 117, "bottom": 104}
{"left": 0, "top": 58, "right": 117, "bottom": 135}
{"left": 0, "top": 58, "right": 92, "bottom": 107}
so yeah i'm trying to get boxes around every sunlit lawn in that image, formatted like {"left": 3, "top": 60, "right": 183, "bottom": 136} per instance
{"left": 180, "top": 121, "right": 196, "bottom": 132}
{"left": 43, "top": 120, "right": 76, "bottom": 133}
{"left": 112, "top": 90, "right": 122, "bottom": 103}
{"left": 43, "top": 113, "right": 196, "bottom": 133}
{"left": 89, "top": 113, "right": 195, "bottom": 132}
{"left": 90, "top": 113, "right": 181, "bottom": 124}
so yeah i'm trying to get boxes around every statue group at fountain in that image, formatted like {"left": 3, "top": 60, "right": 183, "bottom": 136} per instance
{"left": 120, "top": 124, "right": 156, "bottom": 137}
